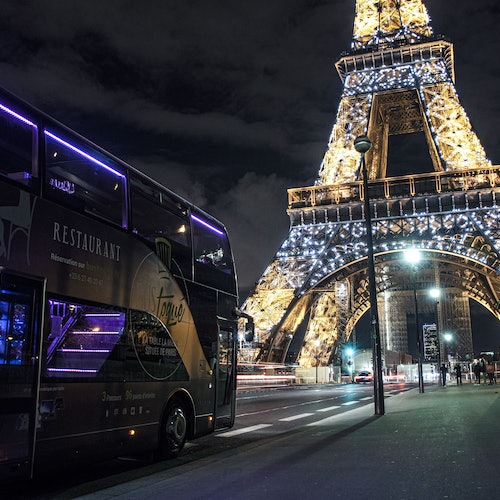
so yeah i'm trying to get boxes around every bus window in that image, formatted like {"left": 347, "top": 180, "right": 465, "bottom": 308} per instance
{"left": 126, "top": 310, "right": 188, "bottom": 382}
{"left": 44, "top": 130, "right": 126, "bottom": 227}
{"left": 0, "top": 102, "right": 38, "bottom": 188}
{"left": 43, "top": 299, "right": 189, "bottom": 382}
{"left": 130, "top": 174, "right": 192, "bottom": 279}
{"left": 192, "top": 214, "right": 235, "bottom": 294}
{"left": 45, "top": 299, "right": 126, "bottom": 379}
{"left": 0, "top": 298, "right": 31, "bottom": 366}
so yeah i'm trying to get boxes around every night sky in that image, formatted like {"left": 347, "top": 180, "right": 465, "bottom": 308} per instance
{"left": 1, "top": 1, "right": 499, "bottom": 349}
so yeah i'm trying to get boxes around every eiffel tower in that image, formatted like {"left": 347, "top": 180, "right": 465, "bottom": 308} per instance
{"left": 241, "top": 0, "right": 500, "bottom": 367}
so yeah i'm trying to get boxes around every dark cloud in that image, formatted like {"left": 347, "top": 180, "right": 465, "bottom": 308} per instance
{"left": 0, "top": 0, "right": 498, "bottom": 293}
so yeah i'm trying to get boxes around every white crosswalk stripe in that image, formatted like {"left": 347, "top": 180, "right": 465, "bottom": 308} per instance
{"left": 317, "top": 405, "right": 341, "bottom": 412}
{"left": 279, "top": 413, "right": 314, "bottom": 422}
{"left": 217, "top": 424, "right": 272, "bottom": 437}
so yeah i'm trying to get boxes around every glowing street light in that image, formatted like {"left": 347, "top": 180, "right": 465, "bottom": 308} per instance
{"left": 404, "top": 248, "right": 424, "bottom": 393}
{"left": 443, "top": 332, "right": 453, "bottom": 363}
{"left": 429, "top": 288, "right": 441, "bottom": 361}
{"left": 429, "top": 287, "right": 442, "bottom": 383}
{"left": 346, "top": 347, "right": 355, "bottom": 383}
{"left": 354, "top": 135, "right": 384, "bottom": 415}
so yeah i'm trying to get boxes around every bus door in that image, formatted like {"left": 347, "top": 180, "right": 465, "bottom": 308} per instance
{"left": 0, "top": 272, "right": 45, "bottom": 477}
{"left": 214, "top": 320, "right": 237, "bottom": 430}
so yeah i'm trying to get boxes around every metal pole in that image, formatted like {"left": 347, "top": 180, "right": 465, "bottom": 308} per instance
{"left": 412, "top": 270, "right": 425, "bottom": 393}
{"left": 354, "top": 136, "right": 385, "bottom": 416}
{"left": 434, "top": 296, "right": 442, "bottom": 385}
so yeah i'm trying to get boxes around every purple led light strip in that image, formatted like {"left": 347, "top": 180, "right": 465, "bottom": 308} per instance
{"left": 84, "top": 313, "right": 123, "bottom": 317}
{"left": 191, "top": 214, "right": 224, "bottom": 236}
{"left": 59, "top": 348, "right": 110, "bottom": 353}
{"left": 0, "top": 102, "right": 37, "bottom": 128}
{"left": 45, "top": 130, "right": 125, "bottom": 178}
{"left": 71, "top": 331, "right": 121, "bottom": 335}
{"left": 46, "top": 368, "right": 98, "bottom": 373}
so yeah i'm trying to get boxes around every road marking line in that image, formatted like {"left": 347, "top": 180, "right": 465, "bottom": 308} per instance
{"left": 307, "top": 403, "right": 373, "bottom": 427}
{"left": 279, "top": 413, "right": 314, "bottom": 422}
{"left": 360, "top": 396, "right": 372, "bottom": 401}
{"left": 341, "top": 401, "right": 359, "bottom": 406}
{"left": 317, "top": 405, "right": 341, "bottom": 412}
{"left": 217, "top": 424, "right": 272, "bottom": 437}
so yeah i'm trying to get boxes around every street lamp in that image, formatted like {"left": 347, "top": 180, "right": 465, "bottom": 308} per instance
{"left": 346, "top": 347, "right": 354, "bottom": 383}
{"left": 429, "top": 288, "right": 442, "bottom": 384}
{"left": 443, "top": 332, "right": 453, "bottom": 363}
{"left": 354, "top": 135, "right": 384, "bottom": 415}
{"left": 404, "top": 248, "right": 424, "bottom": 393}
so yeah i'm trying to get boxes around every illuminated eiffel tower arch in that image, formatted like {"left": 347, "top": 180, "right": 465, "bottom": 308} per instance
{"left": 242, "top": 0, "right": 500, "bottom": 367}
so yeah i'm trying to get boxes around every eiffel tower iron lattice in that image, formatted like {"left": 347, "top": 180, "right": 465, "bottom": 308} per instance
{"left": 241, "top": 0, "right": 500, "bottom": 368}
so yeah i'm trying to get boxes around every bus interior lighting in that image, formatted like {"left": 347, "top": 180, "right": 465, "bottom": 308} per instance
{"left": 191, "top": 214, "right": 224, "bottom": 236}
{"left": 71, "top": 331, "right": 119, "bottom": 335}
{"left": 44, "top": 130, "right": 125, "bottom": 179}
{"left": 59, "top": 349, "right": 111, "bottom": 354}
{"left": 0, "top": 102, "right": 36, "bottom": 128}
{"left": 46, "top": 368, "right": 98, "bottom": 374}
{"left": 84, "top": 313, "right": 123, "bottom": 317}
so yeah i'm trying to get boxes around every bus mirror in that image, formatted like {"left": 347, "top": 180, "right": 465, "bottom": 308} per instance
{"left": 244, "top": 318, "right": 254, "bottom": 343}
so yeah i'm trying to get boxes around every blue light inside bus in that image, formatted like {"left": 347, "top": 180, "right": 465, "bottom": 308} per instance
{"left": 191, "top": 214, "right": 224, "bottom": 236}
{"left": 0, "top": 102, "right": 36, "bottom": 128}
{"left": 44, "top": 130, "right": 125, "bottom": 178}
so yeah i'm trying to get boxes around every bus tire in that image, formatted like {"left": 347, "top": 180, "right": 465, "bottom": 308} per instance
{"left": 157, "top": 398, "right": 188, "bottom": 459}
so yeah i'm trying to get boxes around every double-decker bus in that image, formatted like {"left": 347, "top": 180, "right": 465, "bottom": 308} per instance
{"left": 0, "top": 87, "right": 251, "bottom": 477}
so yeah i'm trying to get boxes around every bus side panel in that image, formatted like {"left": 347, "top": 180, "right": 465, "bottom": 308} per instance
{"left": 0, "top": 180, "right": 237, "bottom": 469}
{"left": 0, "top": 182, "right": 212, "bottom": 384}
{"left": 34, "top": 382, "right": 160, "bottom": 466}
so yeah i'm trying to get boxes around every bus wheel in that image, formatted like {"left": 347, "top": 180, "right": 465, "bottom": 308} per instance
{"left": 158, "top": 399, "right": 188, "bottom": 458}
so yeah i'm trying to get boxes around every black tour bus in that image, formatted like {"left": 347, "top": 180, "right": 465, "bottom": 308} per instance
{"left": 0, "top": 87, "right": 250, "bottom": 477}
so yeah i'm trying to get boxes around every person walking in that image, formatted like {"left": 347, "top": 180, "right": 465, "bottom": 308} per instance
{"left": 486, "top": 362, "right": 496, "bottom": 385}
{"left": 481, "top": 358, "right": 488, "bottom": 384}
{"left": 454, "top": 363, "right": 462, "bottom": 385}
{"left": 440, "top": 363, "right": 448, "bottom": 386}
{"left": 473, "top": 361, "right": 482, "bottom": 384}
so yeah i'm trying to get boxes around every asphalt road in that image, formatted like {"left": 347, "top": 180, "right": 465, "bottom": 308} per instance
{"left": 4, "top": 383, "right": 414, "bottom": 499}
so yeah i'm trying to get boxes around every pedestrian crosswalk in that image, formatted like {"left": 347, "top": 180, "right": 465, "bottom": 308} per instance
{"left": 217, "top": 387, "right": 411, "bottom": 438}
{"left": 279, "top": 412, "right": 314, "bottom": 422}
{"left": 317, "top": 405, "right": 341, "bottom": 412}
{"left": 218, "top": 424, "right": 273, "bottom": 437}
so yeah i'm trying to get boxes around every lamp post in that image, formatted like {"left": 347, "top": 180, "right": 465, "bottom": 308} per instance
{"left": 346, "top": 347, "right": 354, "bottom": 383}
{"left": 429, "top": 288, "right": 441, "bottom": 384}
{"left": 443, "top": 333, "right": 453, "bottom": 363}
{"left": 443, "top": 333, "right": 453, "bottom": 385}
{"left": 354, "top": 135, "right": 384, "bottom": 415}
{"left": 404, "top": 248, "right": 424, "bottom": 393}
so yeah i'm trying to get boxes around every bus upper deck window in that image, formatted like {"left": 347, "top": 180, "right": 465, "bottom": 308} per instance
{"left": 192, "top": 214, "right": 236, "bottom": 294}
{"left": 130, "top": 174, "right": 192, "bottom": 279}
{"left": 44, "top": 130, "right": 126, "bottom": 227}
{"left": 192, "top": 215, "right": 230, "bottom": 271}
{"left": 0, "top": 102, "right": 38, "bottom": 187}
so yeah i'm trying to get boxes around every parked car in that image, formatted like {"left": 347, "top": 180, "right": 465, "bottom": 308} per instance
{"left": 354, "top": 371, "right": 373, "bottom": 383}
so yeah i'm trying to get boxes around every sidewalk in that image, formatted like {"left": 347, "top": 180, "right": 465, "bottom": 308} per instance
{"left": 75, "top": 382, "right": 500, "bottom": 499}
{"left": 332, "top": 381, "right": 500, "bottom": 498}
